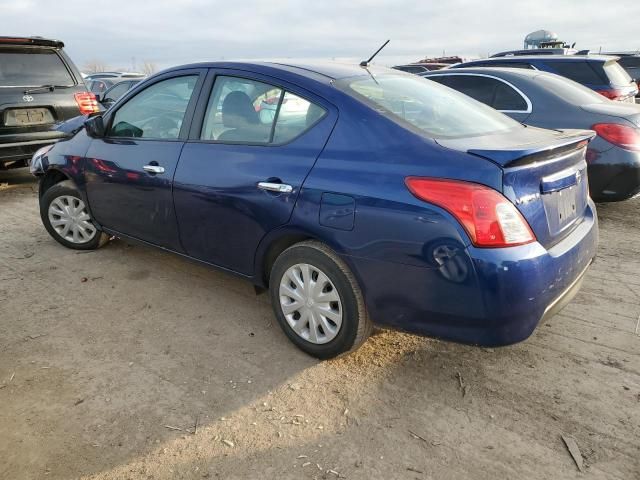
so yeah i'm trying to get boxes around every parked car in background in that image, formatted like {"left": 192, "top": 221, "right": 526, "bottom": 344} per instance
{"left": 31, "top": 62, "right": 597, "bottom": 358}
{"left": 392, "top": 63, "right": 448, "bottom": 74}
{"left": 603, "top": 53, "right": 640, "bottom": 93}
{"left": 423, "top": 68, "right": 640, "bottom": 201}
{"left": 418, "top": 55, "right": 467, "bottom": 65}
{"left": 452, "top": 55, "right": 638, "bottom": 102}
{"left": 84, "top": 71, "right": 145, "bottom": 81}
{"left": 0, "top": 36, "right": 99, "bottom": 169}
{"left": 86, "top": 78, "right": 118, "bottom": 95}
{"left": 96, "top": 79, "right": 142, "bottom": 109}
{"left": 491, "top": 47, "right": 583, "bottom": 57}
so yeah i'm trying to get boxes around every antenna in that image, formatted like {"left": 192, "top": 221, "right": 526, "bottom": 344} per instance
{"left": 360, "top": 40, "right": 390, "bottom": 67}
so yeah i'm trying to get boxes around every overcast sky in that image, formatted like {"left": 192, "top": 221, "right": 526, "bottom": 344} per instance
{"left": 2, "top": 0, "right": 640, "bottom": 71}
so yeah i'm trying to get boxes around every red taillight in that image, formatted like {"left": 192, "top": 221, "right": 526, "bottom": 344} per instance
{"left": 405, "top": 177, "right": 536, "bottom": 248}
{"left": 595, "top": 89, "right": 623, "bottom": 100}
{"left": 74, "top": 92, "right": 100, "bottom": 115}
{"left": 591, "top": 123, "right": 640, "bottom": 151}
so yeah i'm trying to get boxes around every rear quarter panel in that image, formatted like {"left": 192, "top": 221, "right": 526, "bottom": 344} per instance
{"left": 283, "top": 96, "right": 504, "bottom": 328}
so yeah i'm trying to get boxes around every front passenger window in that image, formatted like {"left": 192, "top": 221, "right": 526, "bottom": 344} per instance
{"left": 109, "top": 75, "right": 197, "bottom": 140}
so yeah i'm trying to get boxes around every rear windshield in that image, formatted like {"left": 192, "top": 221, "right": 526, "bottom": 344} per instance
{"left": 0, "top": 48, "right": 75, "bottom": 87}
{"left": 547, "top": 60, "right": 606, "bottom": 85}
{"left": 537, "top": 73, "right": 607, "bottom": 105}
{"left": 603, "top": 60, "right": 633, "bottom": 86}
{"left": 617, "top": 56, "right": 640, "bottom": 68}
{"left": 336, "top": 73, "right": 521, "bottom": 139}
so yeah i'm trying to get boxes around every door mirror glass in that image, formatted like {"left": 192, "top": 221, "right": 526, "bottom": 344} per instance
{"left": 85, "top": 115, "right": 105, "bottom": 138}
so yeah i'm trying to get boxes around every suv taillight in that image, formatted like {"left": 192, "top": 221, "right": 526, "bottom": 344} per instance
{"left": 592, "top": 123, "right": 640, "bottom": 151}
{"left": 405, "top": 177, "right": 535, "bottom": 248}
{"left": 74, "top": 92, "right": 100, "bottom": 115}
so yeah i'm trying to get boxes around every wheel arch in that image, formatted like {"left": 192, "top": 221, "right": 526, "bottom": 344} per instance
{"left": 256, "top": 231, "right": 315, "bottom": 288}
{"left": 254, "top": 227, "right": 352, "bottom": 288}
{"left": 38, "top": 168, "right": 74, "bottom": 198}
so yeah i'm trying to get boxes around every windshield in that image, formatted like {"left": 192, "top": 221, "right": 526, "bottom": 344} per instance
{"left": 0, "top": 48, "right": 75, "bottom": 87}
{"left": 603, "top": 60, "right": 633, "bottom": 86}
{"left": 537, "top": 73, "right": 607, "bottom": 105}
{"left": 336, "top": 73, "right": 521, "bottom": 138}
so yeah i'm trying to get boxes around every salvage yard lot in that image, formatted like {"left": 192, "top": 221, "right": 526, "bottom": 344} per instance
{"left": 0, "top": 168, "right": 638, "bottom": 480}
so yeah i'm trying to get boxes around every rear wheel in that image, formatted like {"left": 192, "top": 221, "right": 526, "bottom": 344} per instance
{"left": 40, "top": 180, "right": 108, "bottom": 250}
{"left": 269, "top": 241, "right": 372, "bottom": 359}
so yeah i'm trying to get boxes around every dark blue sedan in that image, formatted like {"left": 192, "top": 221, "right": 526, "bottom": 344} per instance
{"left": 30, "top": 62, "right": 598, "bottom": 358}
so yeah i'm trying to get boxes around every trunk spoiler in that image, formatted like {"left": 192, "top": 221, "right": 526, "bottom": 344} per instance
{"left": 467, "top": 130, "right": 596, "bottom": 168}
{"left": 436, "top": 128, "right": 596, "bottom": 168}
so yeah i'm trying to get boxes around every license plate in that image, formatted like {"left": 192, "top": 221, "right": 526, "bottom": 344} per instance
{"left": 4, "top": 108, "right": 54, "bottom": 126}
{"left": 556, "top": 186, "right": 578, "bottom": 225}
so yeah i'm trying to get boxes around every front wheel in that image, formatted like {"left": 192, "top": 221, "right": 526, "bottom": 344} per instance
{"left": 269, "top": 241, "right": 372, "bottom": 359}
{"left": 40, "top": 180, "right": 109, "bottom": 250}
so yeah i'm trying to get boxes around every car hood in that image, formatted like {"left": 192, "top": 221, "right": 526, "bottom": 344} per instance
{"left": 580, "top": 102, "right": 640, "bottom": 127}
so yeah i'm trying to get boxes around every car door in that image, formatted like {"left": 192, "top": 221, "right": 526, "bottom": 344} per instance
{"left": 173, "top": 70, "right": 337, "bottom": 275}
{"left": 84, "top": 69, "right": 205, "bottom": 250}
{"left": 430, "top": 74, "right": 531, "bottom": 122}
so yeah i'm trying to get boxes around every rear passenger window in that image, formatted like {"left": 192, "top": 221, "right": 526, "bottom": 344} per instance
{"left": 201, "top": 76, "right": 326, "bottom": 144}
{"left": 273, "top": 92, "right": 326, "bottom": 143}
{"left": 430, "top": 75, "right": 496, "bottom": 105}
{"left": 493, "top": 83, "right": 528, "bottom": 110}
{"left": 430, "top": 75, "right": 528, "bottom": 111}
{"left": 547, "top": 61, "right": 606, "bottom": 84}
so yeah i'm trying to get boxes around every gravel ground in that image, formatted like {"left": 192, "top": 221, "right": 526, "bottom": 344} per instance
{"left": 0, "top": 168, "right": 639, "bottom": 480}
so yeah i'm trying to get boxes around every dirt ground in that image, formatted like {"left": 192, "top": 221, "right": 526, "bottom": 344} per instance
{"left": 0, "top": 168, "right": 638, "bottom": 480}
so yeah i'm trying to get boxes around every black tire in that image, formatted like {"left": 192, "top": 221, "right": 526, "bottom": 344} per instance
{"left": 269, "top": 240, "right": 372, "bottom": 359}
{"left": 40, "top": 180, "right": 109, "bottom": 250}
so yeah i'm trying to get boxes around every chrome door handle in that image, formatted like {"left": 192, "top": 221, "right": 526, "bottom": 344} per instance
{"left": 257, "top": 182, "right": 293, "bottom": 193}
{"left": 143, "top": 165, "right": 165, "bottom": 174}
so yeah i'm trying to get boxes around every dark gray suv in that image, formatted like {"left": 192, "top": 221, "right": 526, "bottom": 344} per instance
{"left": 0, "top": 36, "right": 98, "bottom": 169}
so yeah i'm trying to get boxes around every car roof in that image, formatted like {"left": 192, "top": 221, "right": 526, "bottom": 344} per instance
{"left": 425, "top": 66, "right": 543, "bottom": 79}
{"left": 160, "top": 61, "right": 390, "bottom": 81}
{"left": 0, "top": 36, "right": 64, "bottom": 48}
{"left": 465, "top": 55, "right": 616, "bottom": 63}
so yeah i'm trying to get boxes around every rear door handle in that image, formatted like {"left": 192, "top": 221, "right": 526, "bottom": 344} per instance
{"left": 143, "top": 164, "right": 165, "bottom": 174}
{"left": 257, "top": 181, "right": 293, "bottom": 193}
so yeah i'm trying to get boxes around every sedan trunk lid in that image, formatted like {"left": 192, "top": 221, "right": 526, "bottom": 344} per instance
{"left": 580, "top": 102, "right": 640, "bottom": 127}
{"left": 437, "top": 127, "right": 595, "bottom": 248}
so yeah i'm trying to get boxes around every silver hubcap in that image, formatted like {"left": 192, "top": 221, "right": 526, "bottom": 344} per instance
{"left": 279, "top": 263, "right": 343, "bottom": 344}
{"left": 47, "top": 195, "right": 97, "bottom": 244}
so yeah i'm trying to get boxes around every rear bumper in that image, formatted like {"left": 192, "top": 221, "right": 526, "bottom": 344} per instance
{"left": 347, "top": 200, "right": 598, "bottom": 346}
{"left": 0, "top": 131, "right": 66, "bottom": 165}
{"left": 588, "top": 144, "right": 640, "bottom": 202}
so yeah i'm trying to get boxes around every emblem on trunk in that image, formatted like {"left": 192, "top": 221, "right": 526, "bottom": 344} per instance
{"left": 22, "top": 95, "right": 34, "bottom": 102}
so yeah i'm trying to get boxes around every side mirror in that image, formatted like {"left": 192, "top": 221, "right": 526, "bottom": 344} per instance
{"left": 85, "top": 115, "right": 105, "bottom": 138}
{"left": 94, "top": 92, "right": 103, "bottom": 102}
